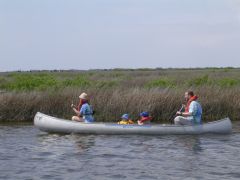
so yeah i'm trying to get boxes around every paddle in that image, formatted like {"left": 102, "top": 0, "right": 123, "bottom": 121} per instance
{"left": 71, "top": 99, "right": 76, "bottom": 109}
{"left": 169, "top": 105, "right": 185, "bottom": 124}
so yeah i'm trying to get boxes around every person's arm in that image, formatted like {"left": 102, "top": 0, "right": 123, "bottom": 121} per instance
{"left": 73, "top": 108, "right": 80, "bottom": 116}
{"left": 177, "top": 102, "right": 196, "bottom": 117}
{"left": 129, "top": 120, "right": 134, "bottom": 124}
{"left": 71, "top": 104, "right": 80, "bottom": 116}
{"left": 176, "top": 104, "right": 187, "bottom": 116}
{"left": 180, "top": 111, "right": 192, "bottom": 117}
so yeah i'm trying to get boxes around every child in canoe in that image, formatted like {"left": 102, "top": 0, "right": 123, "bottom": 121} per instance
{"left": 137, "top": 112, "right": 152, "bottom": 125}
{"left": 118, "top": 114, "right": 134, "bottom": 125}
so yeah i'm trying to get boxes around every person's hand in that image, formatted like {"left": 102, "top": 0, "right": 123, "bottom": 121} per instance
{"left": 138, "top": 120, "right": 143, "bottom": 125}
{"left": 176, "top": 111, "right": 181, "bottom": 115}
{"left": 71, "top": 104, "right": 76, "bottom": 108}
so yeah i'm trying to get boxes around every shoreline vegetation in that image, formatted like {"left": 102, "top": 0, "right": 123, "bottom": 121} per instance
{"left": 0, "top": 67, "right": 240, "bottom": 122}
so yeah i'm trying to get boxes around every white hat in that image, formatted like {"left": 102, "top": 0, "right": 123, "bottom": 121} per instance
{"left": 79, "top": 92, "right": 88, "bottom": 100}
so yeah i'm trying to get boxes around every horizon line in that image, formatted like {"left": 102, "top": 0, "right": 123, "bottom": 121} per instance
{"left": 1, "top": 66, "right": 239, "bottom": 73}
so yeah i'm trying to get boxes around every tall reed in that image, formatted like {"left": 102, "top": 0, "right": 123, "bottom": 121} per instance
{"left": 0, "top": 86, "right": 239, "bottom": 122}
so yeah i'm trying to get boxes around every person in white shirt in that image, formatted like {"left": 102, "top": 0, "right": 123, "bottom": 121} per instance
{"left": 174, "top": 91, "right": 202, "bottom": 125}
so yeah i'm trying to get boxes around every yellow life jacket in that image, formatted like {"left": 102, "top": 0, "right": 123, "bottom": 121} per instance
{"left": 118, "top": 119, "right": 134, "bottom": 124}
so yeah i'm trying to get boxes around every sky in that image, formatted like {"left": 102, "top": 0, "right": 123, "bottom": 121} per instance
{"left": 0, "top": 0, "right": 240, "bottom": 71}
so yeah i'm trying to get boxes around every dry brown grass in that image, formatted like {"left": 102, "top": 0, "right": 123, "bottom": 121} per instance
{"left": 0, "top": 86, "right": 239, "bottom": 122}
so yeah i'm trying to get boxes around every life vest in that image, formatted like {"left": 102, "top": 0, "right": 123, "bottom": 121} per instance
{"left": 118, "top": 120, "right": 134, "bottom": 125}
{"left": 139, "top": 116, "right": 152, "bottom": 124}
{"left": 185, "top": 95, "right": 198, "bottom": 113}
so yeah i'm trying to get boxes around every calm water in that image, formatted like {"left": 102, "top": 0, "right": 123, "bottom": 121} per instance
{"left": 0, "top": 123, "right": 240, "bottom": 180}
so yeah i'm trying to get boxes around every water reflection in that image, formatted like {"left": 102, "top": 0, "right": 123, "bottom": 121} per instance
{"left": 72, "top": 134, "right": 95, "bottom": 153}
{"left": 175, "top": 136, "right": 203, "bottom": 154}
{"left": 36, "top": 133, "right": 96, "bottom": 154}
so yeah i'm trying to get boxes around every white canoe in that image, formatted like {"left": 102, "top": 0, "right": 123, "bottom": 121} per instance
{"left": 34, "top": 112, "right": 232, "bottom": 135}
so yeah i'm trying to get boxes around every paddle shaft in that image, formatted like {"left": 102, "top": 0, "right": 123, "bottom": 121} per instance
{"left": 170, "top": 105, "right": 184, "bottom": 124}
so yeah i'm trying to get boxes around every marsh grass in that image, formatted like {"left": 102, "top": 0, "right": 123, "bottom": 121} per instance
{"left": 0, "top": 68, "right": 240, "bottom": 122}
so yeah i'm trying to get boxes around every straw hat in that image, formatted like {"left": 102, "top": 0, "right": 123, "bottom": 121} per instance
{"left": 79, "top": 92, "right": 88, "bottom": 100}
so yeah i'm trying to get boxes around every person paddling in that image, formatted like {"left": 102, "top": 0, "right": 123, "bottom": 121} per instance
{"left": 71, "top": 92, "right": 94, "bottom": 123}
{"left": 174, "top": 91, "right": 202, "bottom": 125}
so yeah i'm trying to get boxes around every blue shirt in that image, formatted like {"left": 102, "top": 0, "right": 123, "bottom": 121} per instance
{"left": 80, "top": 103, "right": 94, "bottom": 123}
{"left": 188, "top": 101, "right": 202, "bottom": 124}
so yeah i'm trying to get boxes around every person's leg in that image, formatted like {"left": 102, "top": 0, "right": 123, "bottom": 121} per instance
{"left": 72, "top": 116, "right": 84, "bottom": 122}
{"left": 174, "top": 116, "right": 182, "bottom": 125}
{"left": 174, "top": 116, "right": 192, "bottom": 125}
{"left": 179, "top": 117, "right": 192, "bottom": 125}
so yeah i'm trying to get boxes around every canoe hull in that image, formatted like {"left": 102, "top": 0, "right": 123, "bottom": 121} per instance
{"left": 34, "top": 112, "right": 232, "bottom": 135}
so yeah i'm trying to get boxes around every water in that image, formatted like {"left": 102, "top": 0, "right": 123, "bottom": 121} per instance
{"left": 0, "top": 123, "right": 240, "bottom": 180}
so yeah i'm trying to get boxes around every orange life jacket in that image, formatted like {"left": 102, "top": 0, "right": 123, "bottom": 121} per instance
{"left": 185, "top": 95, "right": 198, "bottom": 112}
{"left": 139, "top": 116, "right": 152, "bottom": 124}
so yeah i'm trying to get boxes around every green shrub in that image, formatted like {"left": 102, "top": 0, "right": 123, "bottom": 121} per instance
{"left": 61, "top": 75, "right": 91, "bottom": 87}
{"left": 95, "top": 81, "right": 118, "bottom": 88}
{"left": 0, "top": 77, "right": 7, "bottom": 84}
{"left": 223, "top": 67, "right": 234, "bottom": 72}
{"left": 1, "top": 73, "right": 58, "bottom": 91}
{"left": 217, "top": 78, "right": 239, "bottom": 87}
{"left": 146, "top": 78, "right": 175, "bottom": 88}
{"left": 188, "top": 75, "right": 209, "bottom": 86}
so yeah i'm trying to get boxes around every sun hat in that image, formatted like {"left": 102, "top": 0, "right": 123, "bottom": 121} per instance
{"left": 79, "top": 92, "right": 88, "bottom": 100}
{"left": 121, "top": 114, "right": 129, "bottom": 120}
{"left": 140, "top": 112, "right": 149, "bottom": 117}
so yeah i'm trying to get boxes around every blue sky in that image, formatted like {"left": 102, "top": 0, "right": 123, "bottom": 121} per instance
{"left": 0, "top": 0, "right": 240, "bottom": 71}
